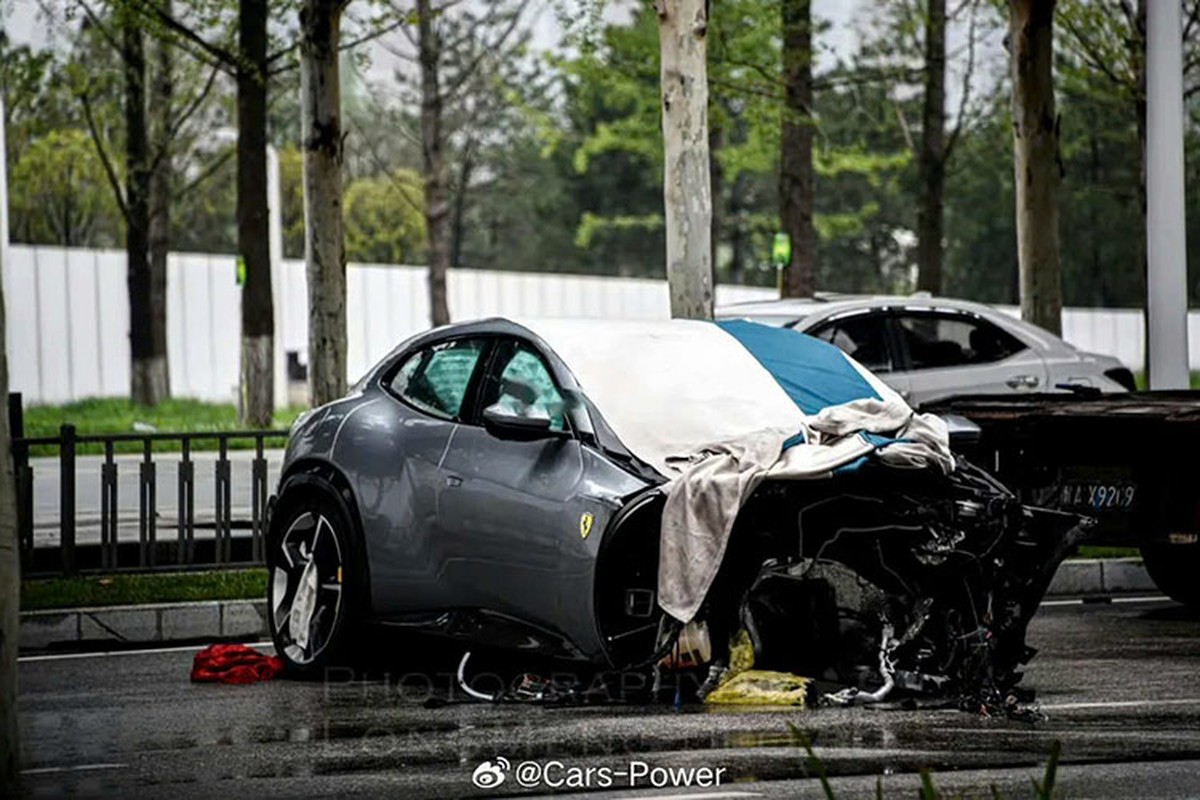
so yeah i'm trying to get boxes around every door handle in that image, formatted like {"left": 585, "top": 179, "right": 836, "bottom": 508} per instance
{"left": 1006, "top": 374, "right": 1040, "bottom": 389}
{"left": 444, "top": 473, "right": 463, "bottom": 488}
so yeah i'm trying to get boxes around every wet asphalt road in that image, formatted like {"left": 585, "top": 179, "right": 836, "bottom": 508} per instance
{"left": 17, "top": 597, "right": 1200, "bottom": 799}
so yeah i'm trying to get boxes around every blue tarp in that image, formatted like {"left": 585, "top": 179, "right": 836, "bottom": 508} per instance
{"left": 715, "top": 319, "right": 880, "bottom": 415}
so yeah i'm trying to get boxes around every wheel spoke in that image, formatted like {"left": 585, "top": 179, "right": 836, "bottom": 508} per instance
{"left": 289, "top": 556, "right": 320, "bottom": 650}
{"left": 271, "top": 567, "right": 292, "bottom": 626}
{"left": 273, "top": 509, "right": 346, "bottom": 666}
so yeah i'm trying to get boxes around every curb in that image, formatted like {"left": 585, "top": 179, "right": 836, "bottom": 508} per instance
{"left": 20, "top": 599, "right": 269, "bottom": 653}
{"left": 1046, "top": 557, "right": 1157, "bottom": 596}
{"left": 17, "top": 559, "right": 1159, "bottom": 653}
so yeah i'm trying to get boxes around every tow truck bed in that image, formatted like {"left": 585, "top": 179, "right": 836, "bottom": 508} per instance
{"left": 924, "top": 391, "right": 1200, "bottom": 605}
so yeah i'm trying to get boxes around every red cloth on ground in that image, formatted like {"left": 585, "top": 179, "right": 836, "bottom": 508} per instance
{"left": 191, "top": 644, "right": 284, "bottom": 684}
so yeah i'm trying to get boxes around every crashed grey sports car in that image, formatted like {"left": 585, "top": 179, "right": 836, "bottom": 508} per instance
{"left": 266, "top": 317, "right": 1086, "bottom": 708}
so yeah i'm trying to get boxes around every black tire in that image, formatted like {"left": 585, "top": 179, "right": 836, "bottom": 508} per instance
{"left": 267, "top": 476, "right": 369, "bottom": 678}
{"left": 1141, "top": 544, "right": 1200, "bottom": 607}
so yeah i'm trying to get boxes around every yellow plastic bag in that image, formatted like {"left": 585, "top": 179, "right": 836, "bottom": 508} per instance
{"left": 703, "top": 669, "right": 811, "bottom": 706}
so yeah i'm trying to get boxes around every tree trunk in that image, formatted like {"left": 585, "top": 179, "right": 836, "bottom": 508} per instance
{"left": 1010, "top": 0, "right": 1063, "bottom": 336}
{"left": 418, "top": 0, "right": 452, "bottom": 326}
{"left": 124, "top": 21, "right": 166, "bottom": 405}
{"left": 238, "top": 0, "right": 275, "bottom": 425}
{"left": 916, "top": 0, "right": 947, "bottom": 294}
{"left": 450, "top": 147, "right": 473, "bottom": 269}
{"left": 148, "top": 5, "right": 172, "bottom": 402}
{"left": 780, "top": 0, "right": 815, "bottom": 299}
{"left": 656, "top": 0, "right": 713, "bottom": 319}
{"left": 729, "top": 175, "right": 747, "bottom": 285}
{"left": 710, "top": 119, "right": 724, "bottom": 288}
{"left": 300, "top": 0, "right": 348, "bottom": 405}
{"left": 0, "top": 95, "right": 21, "bottom": 800}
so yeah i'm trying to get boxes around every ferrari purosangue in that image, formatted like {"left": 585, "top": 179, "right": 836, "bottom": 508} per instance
{"left": 266, "top": 318, "right": 1085, "bottom": 708}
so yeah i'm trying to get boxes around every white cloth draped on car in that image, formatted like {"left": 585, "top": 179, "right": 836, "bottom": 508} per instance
{"left": 521, "top": 318, "right": 955, "bottom": 624}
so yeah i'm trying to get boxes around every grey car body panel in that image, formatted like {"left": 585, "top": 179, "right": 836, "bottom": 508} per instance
{"left": 277, "top": 318, "right": 655, "bottom": 664}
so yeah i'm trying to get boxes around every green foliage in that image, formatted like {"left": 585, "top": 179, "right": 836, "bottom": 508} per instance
{"left": 575, "top": 212, "right": 663, "bottom": 249}
{"left": 279, "top": 146, "right": 306, "bottom": 259}
{"left": 343, "top": 170, "right": 426, "bottom": 265}
{"left": 7, "top": 0, "right": 1199, "bottom": 310}
{"left": 9, "top": 128, "right": 122, "bottom": 247}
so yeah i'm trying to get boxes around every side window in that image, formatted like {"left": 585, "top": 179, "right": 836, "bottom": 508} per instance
{"left": 897, "top": 313, "right": 1026, "bottom": 370}
{"left": 811, "top": 315, "right": 892, "bottom": 373}
{"left": 389, "top": 338, "right": 487, "bottom": 420}
{"left": 485, "top": 342, "right": 567, "bottom": 432}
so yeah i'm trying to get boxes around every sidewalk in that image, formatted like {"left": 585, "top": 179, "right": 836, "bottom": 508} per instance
{"left": 17, "top": 558, "right": 1160, "bottom": 653}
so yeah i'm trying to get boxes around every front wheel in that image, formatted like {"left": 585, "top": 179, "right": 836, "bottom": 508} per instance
{"left": 267, "top": 485, "right": 366, "bottom": 677}
{"left": 1141, "top": 544, "right": 1200, "bottom": 607}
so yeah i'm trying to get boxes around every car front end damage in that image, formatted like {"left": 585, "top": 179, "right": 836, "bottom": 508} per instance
{"left": 596, "top": 460, "right": 1090, "bottom": 714}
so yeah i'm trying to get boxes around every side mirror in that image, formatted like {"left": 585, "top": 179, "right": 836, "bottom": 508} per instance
{"left": 941, "top": 413, "right": 982, "bottom": 448}
{"left": 482, "top": 402, "right": 559, "bottom": 440}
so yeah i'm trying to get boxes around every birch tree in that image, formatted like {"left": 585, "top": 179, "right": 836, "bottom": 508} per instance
{"left": 301, "top": 0, "right": 350, "bottom": 404}
{"left": 1010, "top": 0, "right": 1063, "bottom": 335}
{"left": 656, "top": 0, "right": 713, "bottom": 319}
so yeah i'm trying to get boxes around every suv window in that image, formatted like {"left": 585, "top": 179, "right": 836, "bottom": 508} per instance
{"left": 389, "top": 338, "right": 487, "bottom": 420}
{"left": 483, "top": 341, "right": 567, "bottom": 432}
{"left": 896, "top": 312, "right": 1026, "bottom": 370}
{"left": 810, "top": 314, "right": 892, "bottom": 373}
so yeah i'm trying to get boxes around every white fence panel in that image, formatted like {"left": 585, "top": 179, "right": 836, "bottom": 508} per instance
{"left": 5, "top": 243, "right": 1198, "bottom": 404}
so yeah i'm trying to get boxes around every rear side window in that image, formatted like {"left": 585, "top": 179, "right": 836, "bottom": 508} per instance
{"left": 896, "top": 313, "right": 1026, "bottom": 370}
{"left": 810, "top": 315, "right": 892, "bottom": 373}
{"left": 389, "top": 339, "right": 487, "bottom": 420}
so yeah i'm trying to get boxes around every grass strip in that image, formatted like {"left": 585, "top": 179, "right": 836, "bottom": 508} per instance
{"left": 22, "top": 569, "right": 268, "bottom": 611}
{"left": 21, "top": 398, "right": 304, "bottom": 456}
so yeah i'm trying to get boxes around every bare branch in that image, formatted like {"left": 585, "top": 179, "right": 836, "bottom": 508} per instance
{"left": 1060, "top": 14, "right": 1131, "bottom": 90}
{"left": 79, "top": 87, "right": 129, "bottom": 222}
{"left": 1185, "top": 0, "right": 1200, "bottom": 42}
{"left": 441, "top": 1, "right": 530, "bottom": 102}
{"left": 357, "top": 131, "right": 426, "bottom": 217}
{"left": 179, "top": 145, "right": 235, "bottom": 195}
{"left": 893, "top": 99, "right": 915, "bottom": 153}
{"left": 944, "top": 0, "right": 978, "bottom": 159}
{"left": 150, "top": 61, "right": 219, "bottom": 173}
{"left": 123, "top": 0, "right": 238, "bottom": 73}
{"left": 74, "top": 0, "right": 124, "bottom": 54}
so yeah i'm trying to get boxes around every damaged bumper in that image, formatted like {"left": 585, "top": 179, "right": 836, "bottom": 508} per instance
{"left": 637, "top": 462, "right": 1092, "bottom": 711}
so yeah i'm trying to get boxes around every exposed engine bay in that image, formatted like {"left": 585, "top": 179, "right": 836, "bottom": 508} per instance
{"left": 595, "top": 459, "right": 1090, "bottom": 715}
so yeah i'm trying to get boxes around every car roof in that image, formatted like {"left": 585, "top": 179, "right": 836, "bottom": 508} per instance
{"left": 717, "top": 293, "right": 991, "bottom": 320}
{"left": 715, "top": 294, "right": 1075, "bottom": 354}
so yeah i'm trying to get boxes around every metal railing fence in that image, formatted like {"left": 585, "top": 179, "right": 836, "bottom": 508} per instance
{"left": 9, "top": 393, "right": 288, "bottom": 577}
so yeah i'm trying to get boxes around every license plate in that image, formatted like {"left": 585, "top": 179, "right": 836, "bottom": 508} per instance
{"left": 1061, "top": 482, "right": 1137, "bottom": 512}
